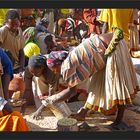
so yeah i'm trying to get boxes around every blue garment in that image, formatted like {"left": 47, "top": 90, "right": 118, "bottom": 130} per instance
{"left": 36, "top": 23, "right": 49, "bottom": 33}
{"left": 0, "top": 48, "right": 13, "bottom": 79}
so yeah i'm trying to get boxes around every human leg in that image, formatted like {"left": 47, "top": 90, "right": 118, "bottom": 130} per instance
{"left": 1, "top": 74, "right": 11, "bottom": 100}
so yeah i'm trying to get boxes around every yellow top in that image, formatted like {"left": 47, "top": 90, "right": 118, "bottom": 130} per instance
{"left": 24, "top": 42, "right": 40, "bottom": 58}
{"left": 0, "top": 9, "right": 9, "bottom": 26}
{"left": 99, "top": 9, "right": 133, "bottom": 41}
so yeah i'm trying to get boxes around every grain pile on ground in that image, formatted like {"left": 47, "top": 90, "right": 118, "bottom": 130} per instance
{"left": 21, "top": 101, "right": 140, "bottom": 131}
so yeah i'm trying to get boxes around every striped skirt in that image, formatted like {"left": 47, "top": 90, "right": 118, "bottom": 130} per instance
{"left": 84, "top": 39, "right": 139, "bottom": 115}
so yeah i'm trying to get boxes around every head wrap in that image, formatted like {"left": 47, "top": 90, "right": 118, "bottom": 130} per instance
{"left": 23, "top": 27, "right": 38, "bottom": 45}
{"left": 47, "top": 51, "right": 68, "bottom": 68}
{"left": 28, "top": 54, "right": 47, "bottom": 69}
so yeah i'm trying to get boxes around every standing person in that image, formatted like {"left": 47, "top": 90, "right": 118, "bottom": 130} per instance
{"left": 0, "top": 9, "right": 25, "bottom": 73}
{"left": 31, "top": 28, "right": 138, "bottom": 130}
{"left": 0, "top": 48, "right": 13, "bottom": 100}
{"left": 99, "top": 9, "right": 133, "bottom": 44}
{"left": 83, "top": 9, "right": 101, "bottom": 36}
{"left": 23, "top": 27, "right": 41, "bottom": 66}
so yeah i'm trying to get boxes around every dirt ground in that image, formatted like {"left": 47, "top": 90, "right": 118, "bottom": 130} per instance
{"left": 16, "top": 101, "right": 140, "bottom": 131}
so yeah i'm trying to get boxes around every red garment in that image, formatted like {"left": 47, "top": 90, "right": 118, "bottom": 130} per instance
{"left": 83, "top": 9, "right": 100, "bottom": 35}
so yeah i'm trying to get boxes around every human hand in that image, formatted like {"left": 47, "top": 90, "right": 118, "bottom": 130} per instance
{"left": 32, "top": 109, "right": 43, "bottom": 120}
{"left": 32, "top": 104, "right": 45, "bottom": 120}
{"left": 41, "top": 96, "right": 54, "bottom": 106}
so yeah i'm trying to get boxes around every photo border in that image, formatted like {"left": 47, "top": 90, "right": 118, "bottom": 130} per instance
{"left": 0, "top": 0, "right": 140, "bottom": 139}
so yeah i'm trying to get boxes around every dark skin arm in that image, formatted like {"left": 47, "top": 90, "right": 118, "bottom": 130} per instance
{"left": 18, "top": 49, "right": 25, "bottom": 72}
{"left": 49, "top": 86, "right": 77, "bottom": 103}
{"left": 1, "top": 74, "right": 11, "bottom": 100}
{"left": 32, "top": 86, "right": 77, "bottom": 120}
{"left": 22, "top": 67, "right": 33, "bottom": 100}
{"left": 102, "top": 22, "right": 108, "bottom": 34}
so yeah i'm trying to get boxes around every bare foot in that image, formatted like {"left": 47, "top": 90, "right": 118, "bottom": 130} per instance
{"left": 70, "top": 108, "right": 88, "bottom": 121}
{"left": 109, "top": 121, "right": 135, "bottom": 131}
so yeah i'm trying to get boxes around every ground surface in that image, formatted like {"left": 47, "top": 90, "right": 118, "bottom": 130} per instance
{"left": 14, "top": 101, "right": 140, "bottom": 132}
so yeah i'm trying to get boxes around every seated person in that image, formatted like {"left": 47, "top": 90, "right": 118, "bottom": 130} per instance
{"left": 0, "top": 96, "right": 29, "bottom": 131}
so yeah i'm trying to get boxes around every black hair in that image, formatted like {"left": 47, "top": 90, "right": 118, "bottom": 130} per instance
{"left": 44, "top": 33, "right": 53, "bottom": 43}
{"left": 5, "top": 9, "right": 20, "bottom": 22}
{"left": 28, "top": 54, "right": 47, "bottom": 69}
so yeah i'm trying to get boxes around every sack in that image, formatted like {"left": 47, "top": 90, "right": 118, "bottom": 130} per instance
{"left": 8, "top": 73, "right": 25, "bottom": 97}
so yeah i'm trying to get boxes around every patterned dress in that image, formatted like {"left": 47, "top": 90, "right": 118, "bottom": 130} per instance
{"left": 61, "top": 33, "right": 139, "bottom": 114}
{"left": 61, "top": 34, "right": 106, "bottom": 88}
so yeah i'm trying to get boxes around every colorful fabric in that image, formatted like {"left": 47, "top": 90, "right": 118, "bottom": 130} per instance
{"left": 0, "top": 111, "right": 29, "bottom": 131}
{"left": 0, "top": 97, "right": 7, "bottom": 111}
{"left": 99, "top": 9, "right": 133, "bottom": 41}
{"left": 0, "top": 48, "right": 13, "bottom": 79}
{"left": 23, "top": 27, "right": 38, "bottom": 45}
{"left": 104, "top": 27, "right": 124, "bottom": 58}
{"left": 84, "top": 29, "right": 139, "bottom": 115}
{"left": 24, "top": 42, "right": 40, "bottom": 58}
{"left": 61, "top": 33, "right": 106, "bottom": 88}
{"left": 66, "top": 18, "right": 76, "bottom": 32}
{"left": 47, "top": 51, "right": 68, "bottom": 68}
{"left": 0, "top": 9, "right": 9, "bottom": 26}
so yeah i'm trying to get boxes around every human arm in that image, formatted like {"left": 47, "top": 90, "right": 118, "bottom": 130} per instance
{"left": 22, "top": 67, "right": 33, "bottom": 100}
{"left": 0, "top": 97, "right": 13, "bottom": 114}
{"left": 45, "top": 86, "right": 77, "bottom": 104}
{"left": 32, "top": 86, "right": 77, "bottom": 120}
{"left": 19, "top": 49, "right": 25, "bottom": 72}
{"left": 102, "top": 22, "right": 108, "bottom": 34}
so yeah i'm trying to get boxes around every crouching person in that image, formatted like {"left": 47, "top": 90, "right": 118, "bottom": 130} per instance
{"left": 23, "top": 55, "right": 59, "bottom": 112}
